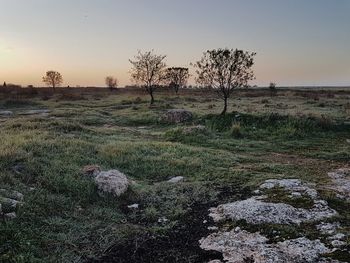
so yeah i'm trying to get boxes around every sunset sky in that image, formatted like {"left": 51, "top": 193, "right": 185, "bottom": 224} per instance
{"left": 0, "top": 0, "right": 349, "bottom": 87}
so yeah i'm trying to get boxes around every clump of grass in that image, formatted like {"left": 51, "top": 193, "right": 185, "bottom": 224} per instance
{"left": 230, "top": 122, "right": 242, "bottom": 138}
{"left": 262, "top": 187, "right": 315, "bottom": 209}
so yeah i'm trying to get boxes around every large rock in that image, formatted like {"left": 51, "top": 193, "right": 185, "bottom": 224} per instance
{"left": 210, "top": 179, "right": 337, "bottom": 225}
{"left": 209, "top": 197, "right": 336, "bottom": 225}
{"left": 162, "top": 109, "right": 192, "bottom": 123}
{"left": 94, "top": 170, "right": 129, "bottom": 197}
{"left": 200, "top": 228, "right": 331, "bottom": 263}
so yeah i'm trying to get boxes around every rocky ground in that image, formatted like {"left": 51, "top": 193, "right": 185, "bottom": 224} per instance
{"left": 200, "top": 170, "right": 350, "bottom": 263}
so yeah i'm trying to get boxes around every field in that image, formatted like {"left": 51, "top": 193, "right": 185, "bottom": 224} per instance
{"left": 0, "top": 87, "right": 349, "bottom": 262}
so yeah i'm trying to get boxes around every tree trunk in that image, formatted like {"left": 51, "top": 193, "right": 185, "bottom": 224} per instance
{"left": 221, "top": 97, "right": 228, "bottom": 115}
{"left": 150, "top": 90, "right": 155, "bottom": 105}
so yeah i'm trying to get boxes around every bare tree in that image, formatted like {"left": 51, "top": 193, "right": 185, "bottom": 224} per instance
{"left": 129, "top": 50, "right": 167, "bottom": 105}
{"left": 269, "top": 82, "right": 277, "bottom": 96}
{"left": 194, "top": 48, "right": 256, "bottom": 115}
{"left": 42, "top": 71, "right": 63, "bottom": 90}
{"left": 166, "top": 67, "right": 190, "bottom": 94}
{"left": 105, "top": 76, "right": 118, "bottom": 90}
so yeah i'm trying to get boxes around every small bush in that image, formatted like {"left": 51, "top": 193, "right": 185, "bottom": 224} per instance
{"left": 230, "top": 122, "right": 242, "bottom": 138}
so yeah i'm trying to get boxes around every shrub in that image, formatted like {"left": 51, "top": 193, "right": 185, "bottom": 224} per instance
{"left": 230, "top": 122, "right": 242, "bottom": 138}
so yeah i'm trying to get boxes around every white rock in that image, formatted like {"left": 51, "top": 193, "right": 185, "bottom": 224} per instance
{"left": 167, "top": 176, "right": 184, "bottom": 183}
{"left": 200, "top": 229, "right": 331, "bottom": 263}
{"left": 158, "top": 217, "right": 168, "bottom": 223}
{"left": 0, "top": 110, "right": 13, "bottom": 117}
{"left": 161, "top": 109, "right": 193, "bottom": 123}
{"left": 4, "top": 212, "right": 17, "bottom": 220}
{"left": 316, "top": 222, "right": 340, "bottom": 235}
{"left": 209, "top": 197, "right": 336, "bottom": 225}
{"left": 260, "top": 179, "right": 318, "bottom": 199}
{"left": 328, "top": 233, "right": 346, "bottom": 241}
{"left": 127, "top": 204, "right": 139, "bottom": 209}
{"left": 20, "top": 109, "right": 50, "bottom": 115}
{"left": 94, "top": 170, "right": 129, "bottom": 197}
{"left": 331, "top": 240, "right": 346, "bottom": 248}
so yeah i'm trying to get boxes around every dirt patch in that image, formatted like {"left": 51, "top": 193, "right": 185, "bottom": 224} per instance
{"left": 87, "top": 203, "right": 223, "bottom": 263}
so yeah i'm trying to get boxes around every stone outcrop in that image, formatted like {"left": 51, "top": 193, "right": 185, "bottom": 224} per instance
{"left": 210, "top": 179, "right": 336, "bottom": 225}
{"left": 94, "top": 170, "right": 129, "bottom": 197}
{"left": 200, "top": 228, "right": 331, "bottom": 263}
{"left": 161, "top": 109, "right": 193, "bottom": 123}
{"left": 200, "top": 178, "right": 348, "bottom": 262}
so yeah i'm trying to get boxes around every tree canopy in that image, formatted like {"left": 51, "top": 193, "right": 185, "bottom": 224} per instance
{"left": 194, "top": 48, "right": 256, "bottom": 114}
{"left": 129, "top": 50, "right": 167, "bottom": 105}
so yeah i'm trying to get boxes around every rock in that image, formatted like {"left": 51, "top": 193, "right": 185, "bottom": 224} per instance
{"left": 200, "top": 229, "right": 330, "bottom": 263}
{"left": 167, "top": 176, "right": 184, "bottom": 183}
{"left": 20, "top": 109, "right": 50, "bottom": 116}
{"left": 82, "top": 165, "right": 101, "bottom": 178}
{"left": 158, "top": 217, "right": 168, "bottom": 223}
{"left": 0, "top": 110, "right": 13, "bottom": 117}
{"left": 209, "top": 197, "right": 336, "bottom": 225}
{"left": 290, "top": 192, "right": 302, "bottom": 198}
{"left": 0, "top": 197, "right": 20, "bottom": 212}
{"left": 0, "top": 189, "right": 24, "bottom": 201}
{"left": 328, "top": 233, "right": 346, "bottom": 241}
{"left": 12, "top": 163, "right": 26, "bottom": 175}
{"left": 208, "top": 226, "right": 219, "bottom": 231}
{"left": 331, "top": 240, "right": 346, "bottom": 248}
{"left": 94, "top": 170, "right": 129, "bottom": 197}
{"left": 4, "top": 212, "right": 17, "bottom": 220}
{"left": 127, "top": 204, "right": 139, "bottom": 209}
{"left": 260, "top": 179, "right": 318, "bottom": 199}
{"left": 162, "top": 109, "right": 192, "bottom": 123}
{"left": 327, "top": 168, "right": 350, "bottom": 200}
{"left": 316, "top": 222, "right": 340, "bottom": 235}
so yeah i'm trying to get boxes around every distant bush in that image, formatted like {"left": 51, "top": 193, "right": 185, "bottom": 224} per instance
{"left": 230, "top": 122, "right": 242, "bottom": 138}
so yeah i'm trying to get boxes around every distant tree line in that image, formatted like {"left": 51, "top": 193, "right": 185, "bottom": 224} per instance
{"left": 2, "top": 47, "right": 261, "bottom": 115}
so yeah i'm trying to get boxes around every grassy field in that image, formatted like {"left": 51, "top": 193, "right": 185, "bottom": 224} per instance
{"left": 0, "top": 88, "right": 349, "bottom": 262}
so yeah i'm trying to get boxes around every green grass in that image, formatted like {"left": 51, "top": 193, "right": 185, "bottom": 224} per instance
{"left": 0, "top": 90, "right": 349, "bottom": 262}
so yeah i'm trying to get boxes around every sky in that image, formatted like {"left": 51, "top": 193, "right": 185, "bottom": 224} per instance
{"left": 0, "top": 0, "right": 349, "bottom": 87}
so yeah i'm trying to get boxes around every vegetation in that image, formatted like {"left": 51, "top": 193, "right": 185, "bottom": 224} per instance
{"left": 194, "top": 48, "right": 256, "bottom": 115}
{"left": 42, "top": 71, "right": 63, "bottom": 90}
{"left": 129, "top": 50, "right": 167, "bottom": 105}
{"left": 0, "top": 87, "right": 349, "bottom": 262}
{"left": 105, "top": 76, "right": 118, "bottom": 90}
{"left": 166, "top": 67, "right": 190, "bottom": 94}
